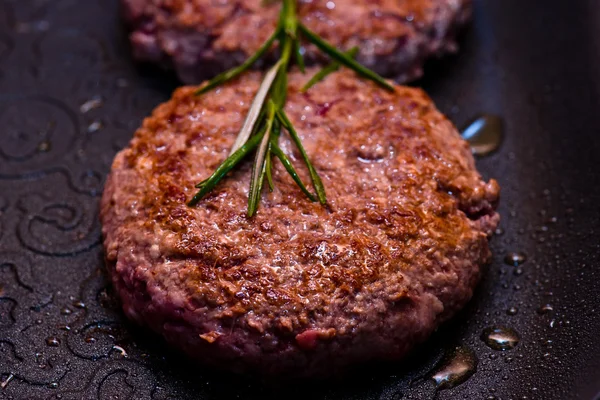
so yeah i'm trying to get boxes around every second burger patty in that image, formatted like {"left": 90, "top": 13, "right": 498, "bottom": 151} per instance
{"left": 123, "top": 0, "right": 472, "bottom": 84}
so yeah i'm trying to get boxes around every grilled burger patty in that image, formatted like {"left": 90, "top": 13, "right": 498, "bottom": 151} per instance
{"left": 101, "top": 69, "right": 499, "bottom": 375}
{"left": 123, "top": 0, "right": 472, "bottom": 83}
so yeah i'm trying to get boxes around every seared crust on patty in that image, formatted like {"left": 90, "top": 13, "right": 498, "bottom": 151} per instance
{"left": 101, "top": 69, "right": 499, "bottom": 376}
{"left": 123, "top": 0, "right": 472, "bottom": 83}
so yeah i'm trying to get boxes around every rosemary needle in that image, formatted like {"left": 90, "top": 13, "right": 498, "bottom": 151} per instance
{"left": 298, "top": 23, "right": 394, "bottom": 92}
{"left": 302, "top": 47, "right": 359, "bottom": 92}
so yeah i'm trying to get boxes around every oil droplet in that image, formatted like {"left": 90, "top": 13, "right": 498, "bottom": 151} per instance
{"left": 73, "top": 300, "right": 86, "bottom": 309}
{"left": 37, "top": 140, "right": 51, "bottom": 152}
{"left": 537, "top": 304, "right": 554, "bottom": 314}
{"left": 47, "top": 382, "right": 58, "bottom": 389}
{"left": 87, "top": 121, "right": 103, "bottom": 133}
{"left": 112, "top": 345, "right": 128, "bottom": 357}
{"left": 79, "top": 97, "right": 103, "bottom": 113}
{"left": 431, "top": 346, "right": 477, "bottom": 390}
{"left": 60, "top": 307, "right": 72, "bottom": 315}
{"left": 45, "top": 337, "right": 60, "bottom": 347}
{"left": 506, "top": 307, "right": 518, "bottom": 316}
{"left": 481, "top": 327, "right": 520, "bottom": 350}
{"left": 85, "top": 336, "right": 96, "bottom": 343}
{"left": 0, "top": 373, "right": 14, "bottom": 389}
{"left": 504, "top": 252, "right": 526, "bottom": 266}
{"left": 461, "top": 114, "right": 503, "bottom": 156}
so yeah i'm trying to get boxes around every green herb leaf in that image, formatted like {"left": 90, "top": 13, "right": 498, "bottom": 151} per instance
{"left": 265, "top": 118, "right": 282, "bottom": 192}
{"left": 298, "top": 23, "right": 394, "bottom": 92}
{"left": 281, "top": 0, "right": 297, "bottom": 38}
{"left": 188, "top": 132, "right": 264, "bottom": 206}
{"left": 294, "top": 39, "right": 305, "bottom": 73}
{"left": 247, "top": 101, "right": 277, "bottom": 216}
{"left": 301, "top": 46, "right": 358, "bottom": 92}
{"left": 265, "top": 145, "right": 275, "bottom": 192}
{"left": 271, "top": 143, "right": 317, "bottom": 202}
{"left": 276, "top": 109, "right": 327, "bottom": 204}
{"left": 195, "top": 29, "right": 280, "bottom": 96}
{"left": 247, "top": 130, "right": 270, "bottom": 216}
{"left": 271, "top": 64, "right": 288, "bottom": 109}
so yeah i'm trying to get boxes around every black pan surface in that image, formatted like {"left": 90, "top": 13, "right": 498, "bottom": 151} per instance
{"left": 0, "top": 0, "right": 599, "bottom": 399}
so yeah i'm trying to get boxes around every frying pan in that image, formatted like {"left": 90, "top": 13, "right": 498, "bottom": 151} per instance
{"left": 0, "top": 0, "right": 599, "bottom": 399}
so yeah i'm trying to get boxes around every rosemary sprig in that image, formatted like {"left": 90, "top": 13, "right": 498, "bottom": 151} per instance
{"left": 188, "top": 0, "right": 394, "bottom": 216}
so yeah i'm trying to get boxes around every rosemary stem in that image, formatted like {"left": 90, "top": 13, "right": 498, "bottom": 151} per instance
{"left": 229, "top": 60, "right": 283, "bottom": 155}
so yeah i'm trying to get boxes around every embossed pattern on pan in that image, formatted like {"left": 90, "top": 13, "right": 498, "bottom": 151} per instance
{"left": 0, "top": 0, "right": 599, "bottom": 399}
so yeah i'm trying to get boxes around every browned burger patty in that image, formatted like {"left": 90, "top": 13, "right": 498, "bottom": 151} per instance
{"left": 101, "top": 69, "right": 499, "bottom": 376}
{"left": 123, "top": 0, "right": 472, "bottom": 83}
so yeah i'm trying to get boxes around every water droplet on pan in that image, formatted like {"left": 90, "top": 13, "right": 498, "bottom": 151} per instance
{"left": 79, "top": 97, "right": 103, "bottom": 113}
{"left": 504, "top": 252, "right": 527, "bottom": 266}
{"left": 45, "top": 337, "right": 60, "bottom": 347}
{"left": 0, "top": 374, "right": 14, "bottom": 389}
{"left": 537, "top": 304, "right": 554, "bottom": 314}
{"left": 431, "top": 346, "right": 477, "bottom": 390}
{"left": 481, "top": 327, "right": 520, "bottom": 350}
{"left": 72, "top": 300, "right": 86, "bottom": 309}
{"left": 111, "top": 345, "right": 128, "bottom": 357}
{"left": 37, "top": 140, "right": 51, "bottom": 152}
{"left": 506, "top": 307, "right": 518, "bottom": 316}
{"left": 87, "top": 121, "right": 103, "bottom": 133}
{"left": 461, "top": 114, "right": 503, "bottom": 156}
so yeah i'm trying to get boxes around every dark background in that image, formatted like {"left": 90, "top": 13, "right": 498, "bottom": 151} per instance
{"left": 0, "top": 0, "right": 599, "bottom": 399}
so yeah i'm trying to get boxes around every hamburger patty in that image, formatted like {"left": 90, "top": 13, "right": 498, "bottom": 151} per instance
{"left": 123, "top": 0, "right": 472, "bottom": 83}
{"left": 101, "top": 69, "right": 499, "bottom": 376}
